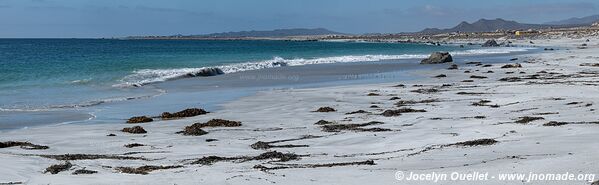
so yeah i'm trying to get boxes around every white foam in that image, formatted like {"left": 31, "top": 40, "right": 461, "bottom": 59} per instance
{"left": 115, "top": 47, "right": 533, "bottom": 87}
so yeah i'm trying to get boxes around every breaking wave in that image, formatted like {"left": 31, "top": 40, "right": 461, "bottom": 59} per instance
{"left": 116, "top": 47, "right": 533, "bottom": 87}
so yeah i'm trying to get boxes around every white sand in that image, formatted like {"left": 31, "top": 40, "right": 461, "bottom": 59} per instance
{"left": 1, "top": 38, "right": 599, "bottom": 185}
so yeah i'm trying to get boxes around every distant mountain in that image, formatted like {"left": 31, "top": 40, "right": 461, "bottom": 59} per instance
{"left": 419, "top": 18, "right": 551, "bottom": 34}
{"left": 198, "top": 28, "right": 345, "bottom": 38}
{"left": 544, "top": 14, "right": 599, "bottom": 25}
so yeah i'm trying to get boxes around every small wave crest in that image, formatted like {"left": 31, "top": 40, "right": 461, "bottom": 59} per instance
{"left": 0, "top": 88, "right": 166, "bottom": 112}
{"left": 115, "top": 47, "right": 532, "bottom": 87}
{"left": 69, "top": 78, "right": 93, "bottom": 85}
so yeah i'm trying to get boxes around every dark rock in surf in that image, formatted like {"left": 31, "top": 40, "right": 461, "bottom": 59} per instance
{"left": 189, "top": 68, "right": 224, "bottom": 77}
{"left": 421, "top": 52, "right": 453, "bottom": 64}
{"left": 482, "top": 40, "right": 500, "bottom": 47}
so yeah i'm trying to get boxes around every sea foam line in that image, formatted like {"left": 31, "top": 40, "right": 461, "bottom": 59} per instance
{"left": 115, "top": 47, "right": 533, "bottom": 87}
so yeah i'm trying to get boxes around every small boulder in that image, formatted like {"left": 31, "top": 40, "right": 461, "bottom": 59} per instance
{"left": 447, "top": 64, "right": 458, "bottom": 70}
{"left": 178, "top": 124, "right": 208, "bottom": 136}
{"left": 482, "top": 40, "right": 500, "bottom": 47}
{"left": 315, "top": 107, "right": 336, "bottom": 112}
{"left": 421, "top": 52, "right": 453, "bottom": 64}
{"left": 122, "top": 126, "right": 147, "bottom": 134}
{"left": 189, "top": 68, "right": 224, "bottom": 77}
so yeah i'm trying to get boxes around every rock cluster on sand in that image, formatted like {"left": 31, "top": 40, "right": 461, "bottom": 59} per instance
{"left": 0, "top": 141, "right": 49, "bottom": 150}
{"left": 421, "top": 52, "right": 453, "bottom": 64}
{"left": 122, "top": 126, "right": 147, "bottom": 134}
{"left": 314, "top": 107, "right": 336, "bottom": 112}
{"left": 447, "top": 64, "right": 458, "bottom": 70}
{"left": 161, "top": 108, "right": 208, "bottom": 119}
{"left": 178, "top": 119, "right": 242, "bottom": 136}
{"left": 501, "top": 63, "right": 522, "bottom": 68}
{"left": 45, "top": 162, "right": 72, "bottom": 174}
{"left": 482, "top": 39, "right": 500, "bottom": 47}
{"left": 126, "top": 116, "right": 153, "bottom": 123}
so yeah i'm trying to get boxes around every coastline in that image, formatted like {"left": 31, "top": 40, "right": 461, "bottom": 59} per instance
{"left": 0, "top": 42, "right": 533, "bottom": 130}
{"left": 1, "top": 37, "right": 599, "bottom": 184}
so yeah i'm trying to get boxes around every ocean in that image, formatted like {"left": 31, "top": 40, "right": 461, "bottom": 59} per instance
{"left": 0, "top": 39, "right": 533, "bottom": 129}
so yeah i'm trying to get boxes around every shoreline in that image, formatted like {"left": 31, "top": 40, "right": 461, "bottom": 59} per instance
{"left": 2, "top": 37, "right": 599, "bottom": 184}
{"left": 0, "top": 44, "right": 535, "bottom": 130}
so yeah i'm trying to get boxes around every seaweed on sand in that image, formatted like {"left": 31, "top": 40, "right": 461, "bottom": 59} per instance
{"left": 253, "top": 160, "right": 375, "bottom": 171}
{"left": 72, "top": 169, "right": 98, "bottom": 175}
{"left": 394, "top": 99, "right": 439, "bottom": 107}
{"left": 381, "top": 108, "right": 426, "bottom": 117}
{"left": 45, "top": 161, "right": 72, "bottom": 174}
{"left": 189, "top": 151, "right": 302, "bottom": 165}
{"left": 407, "top": 138, "right": 499, "bottom": 157}
{"left": 314, "top": 107, "right": 336, "bottom": 112}
{"left": 0, "top": 141, "right": 49, "bottom": 150}
{"left": 250, "top": 135, "right": 321, "bottom": 150}
{"left": 124, "top": 143, "right": 145, "bottom": 148}
{"left": 116, "top": 165, "right": 183, "bottom": 175}
{"left": 37, "top": 154, "right": 147, "bottom": 161}
{"left": 320, "top": 121, "right": 390, "bottom": 132}
{"left": 543, "top": 121, "right": 599, "bottom": 127}
{"left": 514, "top": 116, "right": 545, "bottom": 124}
{"left": 346, "top": 110, "right": 371, "bottom": 115}
{"left": 410, "top": 88, "right": 439, "bottom": 94}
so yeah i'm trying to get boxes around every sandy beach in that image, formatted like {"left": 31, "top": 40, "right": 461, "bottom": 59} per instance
{"left": 1, "top": 37, "right": 598, "bottom": 185}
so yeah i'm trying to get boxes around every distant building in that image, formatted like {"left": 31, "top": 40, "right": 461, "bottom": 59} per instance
{"left": 515, "top": 30, "right": 540, "bottom": 36}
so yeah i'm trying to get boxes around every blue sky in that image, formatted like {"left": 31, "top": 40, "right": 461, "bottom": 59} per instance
{"left": 1, "top": 0, "right": 598, "bottom": 38}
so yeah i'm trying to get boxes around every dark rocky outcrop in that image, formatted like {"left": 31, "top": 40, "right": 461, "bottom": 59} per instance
{"left": 192, "top": 119, "right": 242, "bottom": 128}
{"left": 501, "top": 63, "right": 522, "bottom": 68}
{"left": 421, "top": 52, "right": 453, "bottom": 64}
{"left": 121, "top": 126, "right": 147, "bottom": 134}
{"left": 0, "top": 141, "right": 49, "bottom": 150}
{"left": 447, "top": 64, "right": 459, "bottom": 70}
{"left": 314, "top": 107, "right": 336, "bottom": 112}
{"left": 161, "top": 108, "right": 209, "bottom": 119}
{"left": 45, "top": 162, "right": 72, "bottom": 174}
{"left": 178, "top": 125, "right": 208, "bottom": 136}
{"left": 314, "top": 120, "right": 334, "bottom": 125}
{"left": 126, "top": 116, "right": 153, "bottom": 123}
{"left": 482, "top": 39, "right": 500, "bottom": 47}
{"left": 177, "top": 119, "right": 241, "bottom": 136}
{"left": 189, "top": 68, "right": 224, "bottom": 77}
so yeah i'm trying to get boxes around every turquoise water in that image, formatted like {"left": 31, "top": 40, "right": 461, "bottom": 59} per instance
{"left": 0, "top": 39, "right": 533, "bottom": 128}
